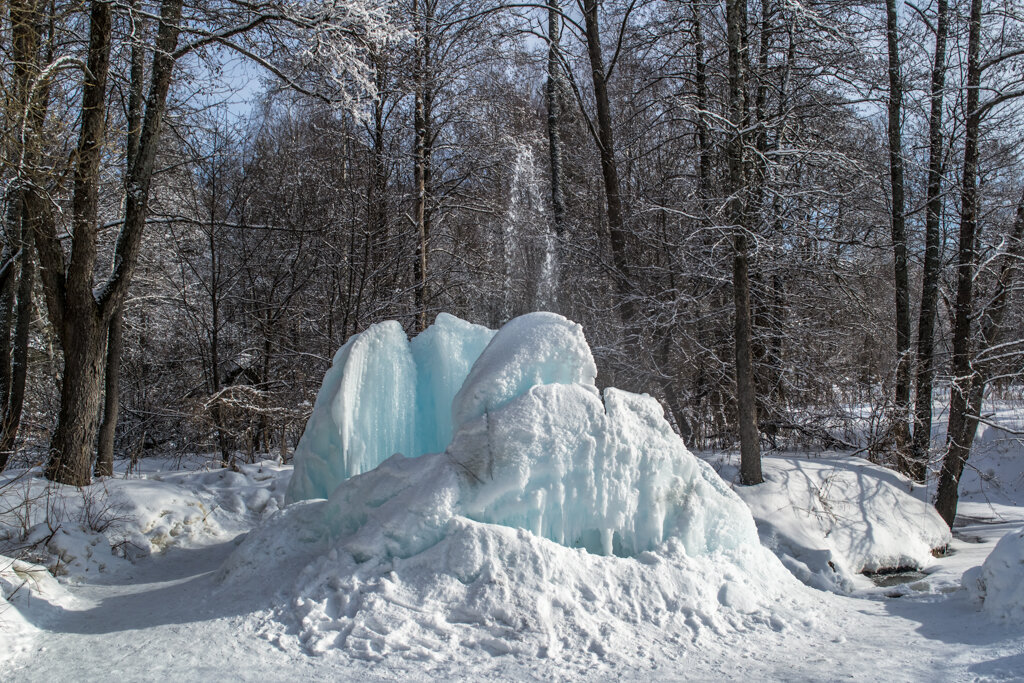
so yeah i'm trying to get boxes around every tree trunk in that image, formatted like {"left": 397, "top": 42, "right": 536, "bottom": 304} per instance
{"left": 42, "top": 0, "right": 113, "bottom": 485}
{"left": 45, "top": 312, "right": 108, "bottom": 485}
{"left": 936, "top": 187, "right": 1024, "bottom": 526}
{"left": 96, "top": 3, "right": 145, "bottom": 478}
{"left": 545, "top": 0, "right": 566, "bottom": 306}
{"left": 412, "top": 0, "right": 432, "bottom": 332}
{"left": 691, "top": 0, "right": 710, "bottom": 193}
{"left": 95, "top": 307, "right": 122, "bottom": 476}
{"left": 37, "top": 0, "right": 183, "bottom": 485}
{"left": 582, "top": 0, "right": 637, "bottom": 332}
{"left": 0, "top": 193, "right": 35, "bottom": 468}
{"left": 934, "top": 0, "right": 984, "bottom": 526}
{"left": 910, "top": 0, "right": 949, "bottom": 483}
{"left": 546, "top": 0, "right": 566, "bottom": 235}
{"left": 725, "top": 0, "right": 762, "bottom": 485}
{"left": 209, "top": 165, "right": 231, "bottom": 466}
{"left": 0, "top": 200, "right": 20, "bottom": 443}
{"left": 2, "top": 0, "right": 50, "bottom": 470}
{"left": 885, "top": 0, "right": 912, "bottom": 463}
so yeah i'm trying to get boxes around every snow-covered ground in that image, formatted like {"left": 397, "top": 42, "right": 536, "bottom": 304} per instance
{"left": 3, "top": 313, "right": 1024, "bottom": 680}
{"left": 1, "top": 450, "right": 1024, "bottom": 681}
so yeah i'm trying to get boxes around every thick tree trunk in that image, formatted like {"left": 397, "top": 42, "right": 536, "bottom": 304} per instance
{"left": 910, "top": 0, "right": 949, "bottom": 483}
{"left": 45, "top": 312, "right": 107, "bottom": 485}
{"left": 43, "top": 0, "right": 112, "bottom": 485}
{"left": 725, "top": 0, "right": 762, "bottom": 485}
{"left": 934, "top": 0, "right": 984, "bottom": 526}
{"left": 885, "top": 0, "right": 912, "bottom": 463}
{"left": 37, "top": 0, "right": 182, "bottom": 485}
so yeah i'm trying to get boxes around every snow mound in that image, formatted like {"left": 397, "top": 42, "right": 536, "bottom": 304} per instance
{"left": 0, "top": 459, "right": 289, "bottom": 580}
{"left": 287, "top": 313, "right": 495, "bottom": 502}
{"left": 451, "top": 312, "right": 596, "bottom": 432}
{"left": 1, "top": 554, "right": 77, "bottom": 664}
{"left": 711, "top": 455, "right": 951, "bottom": 592}
{"left": 227, "top": 312, "right": 802, "bottom": 664}
{"left": 963, "top": 526, "right": 1024, "bottom": 622}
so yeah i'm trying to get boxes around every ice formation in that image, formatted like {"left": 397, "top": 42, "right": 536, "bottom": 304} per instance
{"left": 228, "top": 312, "right": 800, "bottom": 662}
{"left": 963, "top": 526, "right": 1024, "bottom": 622}
{"left": 286, "top": 313, "right": 495, "bottom": 502}
{"left": 290, "top": 310, "right": 755, "bottom": 559}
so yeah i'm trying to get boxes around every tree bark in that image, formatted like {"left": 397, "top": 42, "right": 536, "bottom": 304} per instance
{"left": 934, "top": 0, "right": 984, "bottom": 526}
{"left": 545, "top": 0, "right": 566, "bottom": 301}
{"left": 726, "top": 0, "right": 762, "bottom": 485}
{"left": 2, "top": 0, "right": 49, "bottom": 469}
{"left": 691, "top": 0, "right": 710, "bottom": 193}
{"left": 412, "top": 0, "right": 432, "bottom": 332}
{"left": 96, "top": 3, "right": 145, "bottom": 478}
{"left": 935, "top": 187, "right": 1024, "bottom": 526}
{"left": 94, "top": 308, "right": 121, "bottom": 476}
{"left": 885, "top": 0, "right": 912, "bottom": 463}
{"left": 582, "top": 0, "right": 637, "bottom": 331}
{"left": 910, "top": 0, "right": 949, "bottom": 483}
{"left": 0, "top": 204, "right": 35, "bottom": 468}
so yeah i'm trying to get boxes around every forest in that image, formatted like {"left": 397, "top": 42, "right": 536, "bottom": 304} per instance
{"left": 2, "top": 0, "right": 1024, "bottom": 678}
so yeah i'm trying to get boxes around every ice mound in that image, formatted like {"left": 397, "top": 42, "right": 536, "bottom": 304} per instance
{"left": 287, "top": 313, "right": 495, "bottom": 502}
{"left": 963, "top": 526, "right": 1024, "bottom": 622}
{"left": 228, "top": 312, "right": 803, "bottom": 664}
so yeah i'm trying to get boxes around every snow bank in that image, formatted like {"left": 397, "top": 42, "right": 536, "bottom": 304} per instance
{"left": 963, "top": 526, "right": 1024, "bottom": 622}
{"left": 0, "top": 459, "right": 290, "bottom": 578}
{"left": 0, "top": 554, "right": 77, "bottom": 664}
{"left": 228, "top": 313, "right": 803, "bottom": 664}
{"left": 287, "top": 313, "right": 495, "bottom": 502}
{"left": 709, "top": 455, "right": 951, "bottom": 592}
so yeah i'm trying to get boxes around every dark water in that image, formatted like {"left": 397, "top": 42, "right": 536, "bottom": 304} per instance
{"left": 865, "top": 568, "right": 929, "bottom": 588}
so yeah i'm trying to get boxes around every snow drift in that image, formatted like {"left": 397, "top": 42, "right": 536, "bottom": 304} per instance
{"left": 228, "top": 312, "right": 803, "bottom": 664}
{"left": 963, "top": 526, "right": 1024, "bottom": 622}
{"left": 713, "top": 455, "right": 952, "bottom": 592}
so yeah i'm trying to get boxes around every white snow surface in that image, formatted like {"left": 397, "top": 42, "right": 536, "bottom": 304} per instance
{"left": 287, "top": 313, "right": 495, "bottom": 502}
{"left": 708, "top": 453, "right": 952, "bottom": 592}
{"left": 3, "top": 446, "right": 1024, "bottom": 679}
